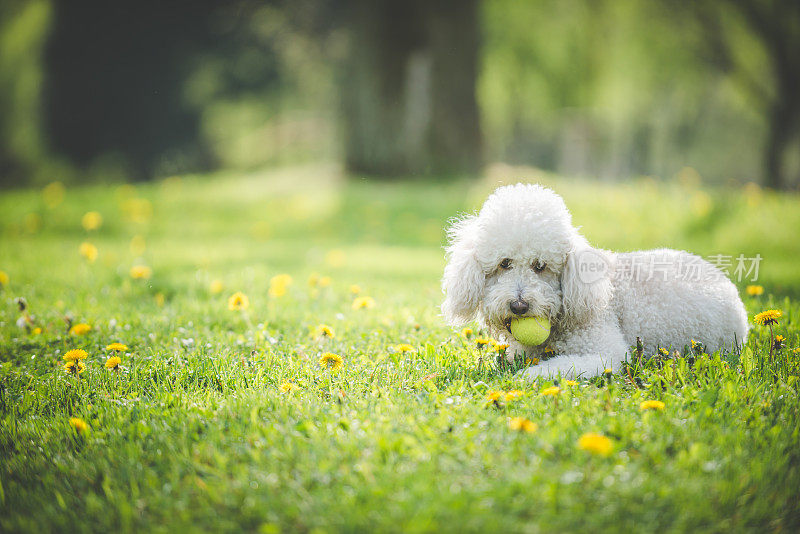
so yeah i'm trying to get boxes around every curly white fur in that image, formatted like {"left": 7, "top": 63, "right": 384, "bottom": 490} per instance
{"left": 441, "top": 183, "right": 749, "bottom": 380}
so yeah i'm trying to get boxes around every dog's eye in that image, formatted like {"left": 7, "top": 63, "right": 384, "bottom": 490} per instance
{"left": 532, "top": 260, "right": 546, "bottom": 273}
{"left": 499, "top": 258, "right": 512, "bottom": 270}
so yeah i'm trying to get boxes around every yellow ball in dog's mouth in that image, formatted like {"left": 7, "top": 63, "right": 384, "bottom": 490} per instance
{"left": 509, "top": 316, "right": 551, "bottom": 346}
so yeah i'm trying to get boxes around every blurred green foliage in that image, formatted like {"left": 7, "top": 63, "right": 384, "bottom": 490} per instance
{"left": 191, "top": 5, "right": 339, "bottom": 170}
{"left": 0, "top": 1, "right": 53, "bottom": 184}
{"left": 481, "top": 0, "right": 770, "bottom": 183}
{"left": 0, "top": 0, "right": 797, "bottom": 187}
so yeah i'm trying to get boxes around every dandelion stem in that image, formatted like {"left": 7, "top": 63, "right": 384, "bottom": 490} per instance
{"left": 768, "top": 323, "right": 774, "bottom": 363}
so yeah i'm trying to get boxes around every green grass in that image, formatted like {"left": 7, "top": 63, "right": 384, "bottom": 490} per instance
{"left": 1, "top": 164, "right": 799, "bottom": 532}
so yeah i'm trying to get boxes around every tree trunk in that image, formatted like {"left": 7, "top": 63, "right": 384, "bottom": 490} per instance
{"left": 342, "top": 0, "right": 482, "bottom": 178}
{"left": 43, "top": 0, "right": 217, "bottom": 180}
{"left": 724, "top": 0, "right": 800, "bottom": 189}
{"left": 763, "top": 102, "right": 790, "bottom": 189}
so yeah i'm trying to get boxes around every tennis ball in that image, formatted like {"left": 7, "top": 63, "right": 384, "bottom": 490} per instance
{"left": 509, "top": 316, "right": 551, "bottom": 346}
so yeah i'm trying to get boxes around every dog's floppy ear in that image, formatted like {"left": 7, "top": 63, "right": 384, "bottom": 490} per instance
{"left": 561, "top": 236, "right": 613, "bottom": 326}
{"left": 441, "top": 215, "right": 484, "bottom": 326}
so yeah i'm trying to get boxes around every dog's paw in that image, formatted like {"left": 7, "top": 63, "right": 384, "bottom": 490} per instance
{"left": 517, "top": 360, "right": 583, "bottom": 381}
{"left": 518, "top": 363, "right": 554, "bottom": 382}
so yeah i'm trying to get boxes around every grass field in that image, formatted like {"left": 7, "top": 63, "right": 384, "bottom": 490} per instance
{"left": 1, "top": 164, "right": 799, "bottom": 532}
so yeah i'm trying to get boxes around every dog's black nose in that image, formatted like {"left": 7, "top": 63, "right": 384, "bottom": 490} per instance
{"left": 509, "top": 299, "right": 529, "bottom": 315}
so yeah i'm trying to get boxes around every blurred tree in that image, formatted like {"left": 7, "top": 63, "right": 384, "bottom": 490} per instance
{"left": 690, "top": 0, "right": 800, "bottom": 189}
{"left": 481, "top": 0, "right": 608, "bottom": 176}
{"left": 341, "top": 0, "right": 482, "bottom": 177}
{"left": 43, "top": 0, "right": 221, "bottom": 180}
{"left": 480, "top": 0, "right": 789, "bottom": 186}
{"left": 2, "top": 0, "right": 794, "bottom": 187}
{"left": 0, "top": 0, "right": 51, "bottom": 187}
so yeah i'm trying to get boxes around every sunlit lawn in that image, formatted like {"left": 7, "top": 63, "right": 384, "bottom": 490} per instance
{"left": 1, "top": 164, "right": 799, "bottom": 532}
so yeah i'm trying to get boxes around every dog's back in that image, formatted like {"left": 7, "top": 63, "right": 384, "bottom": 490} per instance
{"left": 610, "top": 248, "right": 748, "bottom": 354}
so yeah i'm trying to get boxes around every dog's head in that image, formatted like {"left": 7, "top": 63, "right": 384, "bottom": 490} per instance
{"left": 441, "top": 184, "right": 612, "bottom": 343}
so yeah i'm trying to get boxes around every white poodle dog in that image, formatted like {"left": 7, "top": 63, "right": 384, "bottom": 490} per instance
{"left": 442, "top": 183, "right": 749, "bottom": 380}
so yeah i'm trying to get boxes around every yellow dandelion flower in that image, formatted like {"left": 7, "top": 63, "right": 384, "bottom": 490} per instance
{"left": 475, "top": 337, "right": 491, "bottom": 348}
{"left": 491, "top": 341, "right": 510, "bottom": 353}
{"left": 461, "top": 327, "right": 473, "bottom": 338}
{"left": 130, "top": 265, "right": 152, "bottom": 279}
{"left": 325, "top": 249, "right": 346, "bottom": 267}
{"left": 105, "top": 343, "right": 128, "bottom": 351}
{"left": 210, "top": 279, "right": 224, "bottom": 294}
{"left": 63, "top": 349, "right": 88, "bottom": 361}
{"left": 81, "top": 211, "right": 103, "bottom": 231}
{"left": 640, "top": 400, "right": 665, "bottom": 411}
{"left": 352, "top": 296, "right": 376, "bottom": 310}
{"left": 578, "top": 432, "right": 613, "bottom": 456}
{"left": 508, "top": 417, "right": 538, "bottom": 433}
{"left": 314, "top": 324, "right": 335, "bottom": 339}
{"left": 603, "top": 368, "right": 613, "bottom": 376}
{"left": 307, "top": 273, "right": 320, "bottom": 287}
{"left": 280, "top": 382, "right": 300, "bottom": 394}
{"left": 318, "top": 276, "right": 332, "bottom": 288}
{"left": 349, "top": 284, "right": 362, "bottom": 295}
{"left": 269, "top": 274, "right": 292, "bottom": 298}
{"left": 319, "top": 352, "right": 343, "bottom": 372}
{"left": 658, "top": 348, "right": 669, "bottom": 356}
{"left": 105, "top": 356, "right": 122, "bottom": 369}
{"left": 121, "top": 197, "right": 152, "bottom": 223}
{"left": 754, "top": 309, "right": 782, "bottom": 326}
{"left": 565, "top": 380, "right": 578, "bottom": 387}
{"left": 394, "top": 343, "right": 415, "bottom": 353}
{"left": 116, "top": 183, "right": 136, "bottom": 198}
{"left": 69, "top": 323, "right": 91, "bottom": 336}
{"left": 69, "top": 417, "right": 88, "bottom": 433}
{"left": 32, "top": 327, "right": 42, "bottom": 335}
{"left": 0, "top": 271, "right": 9, "bottom": 289}
{"left": 64, "top": 361, "right": 86, "bottom": 374}
{"left": 24, "top": 212, "right": 41, "bottom": 233}
{"left": 228, "top": 292, "right": 250, "bottom": 311}
{"left": 79, "top": 242, "right": 98, "bottom": 263}
{"left": 269, "top": 281, "right": 289, "bottom": 298}
{"left": 746, "top": 285, "right": 764, "bottom": 296}
{"left": 540, "top": 386, "right": 561, "bottom": 397}
{"left": 43, "top": 181, "right": 65, "bottom": 208}
{"left": 504, "top": 389, "right": 524, "bottom": 401}
{"left": 130, "top": 234, "right": 146, "bottom": 255}
{"left": 486, "top": 390, "right": 504, "bottom": 402}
